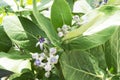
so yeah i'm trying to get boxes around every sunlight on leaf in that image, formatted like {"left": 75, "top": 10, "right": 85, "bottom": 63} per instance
{"left": 0, "top": 57, "right": 30, "bottom": 73}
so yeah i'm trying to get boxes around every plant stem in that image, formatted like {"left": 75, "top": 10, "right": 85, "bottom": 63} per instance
{"left": 55, "top": 62, "right": 65, "bottom": 80}
{"left": 20, "top": 0, "right": 24, "bottom": 8}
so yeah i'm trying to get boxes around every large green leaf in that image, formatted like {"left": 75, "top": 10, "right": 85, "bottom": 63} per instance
{"left": 3, "top": 16, "right": 45, "bottom": 52}
{"left": 62, "top": 5, "right": 120, "bottom": 50}
{"left": 60, "top": 50, "right": 103, "bottom": 80}
{"left": 88, "top": 46, "right": 107, "bottom": 71}
{"left": 33, "top": 0, "right": 60, "bottom": 47}
{"left": 0, "top": 26, "right": 12, "bottom": 52}
{"left": 104, "top": 27, "right": 120, "bottom": 74}
{"left": 51, "top": 0, "right": 72, "bottom": 29}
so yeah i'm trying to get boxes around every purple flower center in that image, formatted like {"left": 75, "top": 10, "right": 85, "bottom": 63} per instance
{"left": 104, "top": 0, "right": 108, "bottom": 3}
{"left": 35, "top": 59, "right": 41, "bottom": 66}
{"left": 39, "top": 37, "right": 45, "bottom": 43}
{"left": 50, "top": 57, "right": 57, "bottom": 63}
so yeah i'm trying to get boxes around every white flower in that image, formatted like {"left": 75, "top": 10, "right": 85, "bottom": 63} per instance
{"left": 32, "top": 53, "right": 39, "bottom": 59}
{"left": 34, "top": 59, "right": 41, "bottom": 66}
{"left": 38, "top": 62, "right": 46, "bottom": 67}
{"left": 39, "top": 52, "right": 46, "bottom": 59}
{"left": 48, "top": 55, "right": 59, "bottom": 64}
{"left": 34, "top": 58, "right": 46, "bottom": 67}
{"left": 81, "top": 15, "right": 88, "bottom": 24}
{"left": 58, "top": 31, "right": 64, "bottom": 37}
{"left": 44, "top": 63, "right": 52, "bottom": 71}
{"left": 36, "top": 38, "right": 48, "bottom": 50}
{"left": 45, "top": 71, "right": 50, "bottom": 78}
{"left": 49, "top": 47, "right": 57, "bottom": 55}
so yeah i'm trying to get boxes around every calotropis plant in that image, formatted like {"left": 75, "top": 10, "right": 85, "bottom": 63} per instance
{"left": 0, "top": 0, "right": 120, "bottom": 80}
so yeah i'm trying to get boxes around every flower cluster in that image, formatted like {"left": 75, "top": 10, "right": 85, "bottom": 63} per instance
{"left": 57, "top": 15, "right": 88, "bottom": 38}
{"left": 57, "top": 24, "right": 71, "bottom": 37}
{"left": 32, "top": 38, "right": 59, "bottom": 78}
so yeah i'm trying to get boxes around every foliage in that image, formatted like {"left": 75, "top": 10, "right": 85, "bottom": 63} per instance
{"left": 0, "top": 0, "right": 120, "bottom": 80}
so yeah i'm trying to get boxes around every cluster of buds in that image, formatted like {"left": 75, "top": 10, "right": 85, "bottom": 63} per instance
{"left": 57, "top": 24, "right": 71, "bottom": 37}
{"left": 72, "top": 15, "right": 81, "bottom": 26}
{"left": 73, "top": 15, "right": 89, "bottom": 26}
{"left": 32, "top": 38, "right": 59, "bottom": 78}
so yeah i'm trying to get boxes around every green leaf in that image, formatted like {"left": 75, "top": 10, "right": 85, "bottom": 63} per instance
{"left": 0, "top": 69, "right": 13, "bottom": 78}
{"left": 88, "top": 46, "right": 107, "bottom": 71}
{"left": 0, "top": 51, "right": 31, "bottom": 60}
{"left": 33, "top": 0, "right": 60, "bottom": 47}
{"left": 18, "top": 16, "right": 46, "bottom": 37}
{"left": 104, "top": 27, "right": 120, "bottom": 74}
{"left": 0, "top": 26, "right": 12, "bottom": 52}
{"left": 62, "top": 5, "right": 120, "bottom": 50}
{"left": 51, "top": 0, "right": 72, "bottom": 29}
{"left": 66, "top": 0, "right": 74, "bottom": 10}
{"left": 60, "top": 50, "right": 103, "bottom": 80}
{"left": 3, "top": 16, "right": 45, "bottom": 52}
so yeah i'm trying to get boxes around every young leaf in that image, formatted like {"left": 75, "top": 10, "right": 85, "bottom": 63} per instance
{"left": 0, "top": 26, "right": 12, "bottom": 52}
{"left": 3, "top": 16, "right": 45, "bottom": 52}
{"left": 33, "top": 0, "right": 60, "bottom": 47}
{"left": 51, "top": 0, "right": 72, "bottom": 29}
